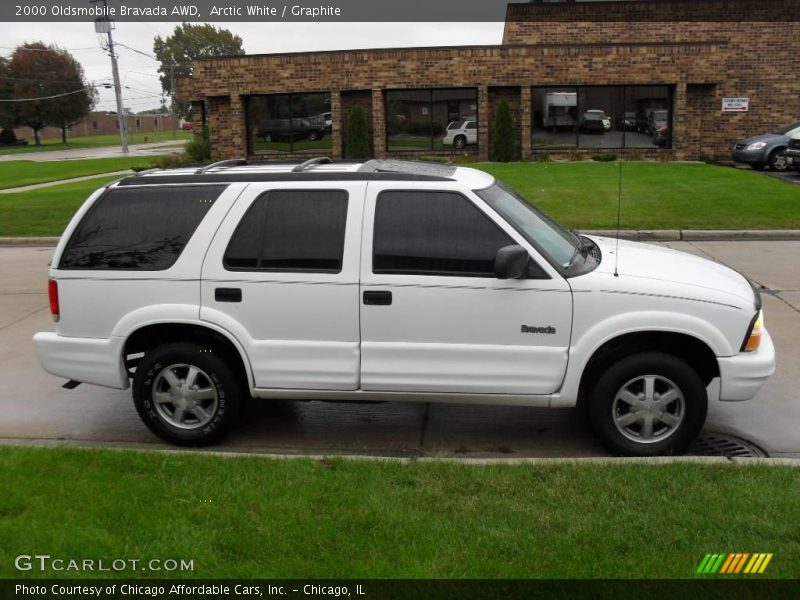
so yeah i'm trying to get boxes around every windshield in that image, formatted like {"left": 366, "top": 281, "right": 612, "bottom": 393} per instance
{"left": 476, "top": 182, "right": 579, "bottom": 269}
{"left": 773, "top": 121, "right": 800, "bottom": 135}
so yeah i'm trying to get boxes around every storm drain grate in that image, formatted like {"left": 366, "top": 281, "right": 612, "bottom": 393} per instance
{"left": 687, "top": 433, "right": 767, "bottom": 458}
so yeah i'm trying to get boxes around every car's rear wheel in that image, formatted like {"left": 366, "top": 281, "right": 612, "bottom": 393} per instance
{"left": 132, "top": 342, "right": 242, "bottom": 446}
{"left": 588, "top": 352, "right": 707, "bottom": 456}
{"left": 769, "top": 148, "right": 789, "bottom": 172}
{"left": 308, "top": 131, "right": 319, "bottom": 141}
{"left": 453, "top": 135, "right": 467, "bottom": 150}
{"left": 262, "top": 133, "right": 272, "bottom": 143}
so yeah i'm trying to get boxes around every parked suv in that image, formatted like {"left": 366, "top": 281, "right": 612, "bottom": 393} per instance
{"left": 257, "top": 118, "right": 326, "bottom": 143}
{"left": 442, "top": 119, "right": 477, "bottom": 149}
{"left": 34, "top": 158, "right": 774, "bottom": 456}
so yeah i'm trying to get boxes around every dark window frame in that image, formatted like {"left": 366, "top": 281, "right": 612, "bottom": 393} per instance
{"left": 384, "top": 87, "right": 479, "bottom": 154}
{"left": 245, "top": 92, "right": 332, "bottom": 156}
{"left": 223, "top": 188, "right": 349, "bottom": 274}
{"left": 372, "top": 189, "right": 522, "bottom": 278}
{"left": 532, "top": 84, "right": 675, "bottom": 150}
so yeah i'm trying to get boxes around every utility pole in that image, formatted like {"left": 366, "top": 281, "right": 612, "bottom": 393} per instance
{"left": 92, "top": 0, "right": 128, "bottom": 153}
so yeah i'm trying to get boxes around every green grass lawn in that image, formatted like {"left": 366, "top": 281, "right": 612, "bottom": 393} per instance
{"left": 478, "top": 162, "right": 800, "bottom": 230}
{"left": 0, "top": 130, "right": 191, "bottom": 155}
{"left": 3, "top": 162, "right": 800, "bottom": 237}
{"left": 0, "top": 157, "right": 158, "bottom": 190}
{"left": 0, "top": 175, "right": 121, "bottom": 236}
{"left": 0, "top": 446, "right": 797, "bottom": 579}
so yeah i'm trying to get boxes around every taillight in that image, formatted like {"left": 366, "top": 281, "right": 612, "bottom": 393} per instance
{"left": 742, "top": 310, "right": 763, "bottom": 352}
{"left": 48, "top": 279, "right": 59, "bottom": 322}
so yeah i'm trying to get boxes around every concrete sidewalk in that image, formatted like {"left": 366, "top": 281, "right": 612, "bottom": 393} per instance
{"left": 0, "top": 140, "right": 185, "bottom": 162}
{"left": 0, "top": 241, "right": 798, "bottom": 458}
{"left": 0, "top": 170, "right": 132, "bottom": 195}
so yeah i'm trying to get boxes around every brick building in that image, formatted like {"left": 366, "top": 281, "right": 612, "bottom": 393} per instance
{"left": 13, "top": 111, "right": 179, "bottom": 142}
{"left": 175, "top": 0, "right": 800, "bottom": 162}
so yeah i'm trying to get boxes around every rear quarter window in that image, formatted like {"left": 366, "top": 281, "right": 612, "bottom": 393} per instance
{"left": 59, "top": 185, "right": 226, "bottom": 270}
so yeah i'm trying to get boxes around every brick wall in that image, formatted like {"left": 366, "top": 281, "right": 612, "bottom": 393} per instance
{"left": 176, "top": 0, "right": 800, "bottom": 161}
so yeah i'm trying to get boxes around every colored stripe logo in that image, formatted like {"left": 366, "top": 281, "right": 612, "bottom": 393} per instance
{"left": 696, "top": 553, "right": 773, "bottom": 574}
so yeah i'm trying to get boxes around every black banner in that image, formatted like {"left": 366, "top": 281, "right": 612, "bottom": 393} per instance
{"left": 3, "top": 579, "right": 800, "bottom": 600}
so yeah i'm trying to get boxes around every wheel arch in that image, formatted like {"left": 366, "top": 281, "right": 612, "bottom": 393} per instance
{"left": 123, "top": 322, "right": 253, "bottom": 395}
{"left": 576, "top": 330, "right": 720, "bottom": 410}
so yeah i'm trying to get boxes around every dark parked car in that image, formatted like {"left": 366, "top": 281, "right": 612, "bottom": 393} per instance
{"left": 257, "top": 118, "right": 327, "bottom": 143}
{"left": 731, "top": 121, "right": 800, "bottom": 172}
{"left": 783, "top": 132, "right": 800, "bottom": 172}
{"left": 579, "top": 110, "right": 611, "bottom": 133}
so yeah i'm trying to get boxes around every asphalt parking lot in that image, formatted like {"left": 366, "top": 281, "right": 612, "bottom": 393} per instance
{"left": 1, "top": 242, "right": 798, "bottom": 458}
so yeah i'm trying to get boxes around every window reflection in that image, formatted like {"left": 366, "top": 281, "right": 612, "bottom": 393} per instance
{"left": 386, "top": 89, "right": 478, "bottom": 152}
{"left": 247, "top": 93, "right": 332, "bottom": 154}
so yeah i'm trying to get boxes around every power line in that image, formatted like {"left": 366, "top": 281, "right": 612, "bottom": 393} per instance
{"left": 0, "top": 87, "right": 93, "bottom": 102}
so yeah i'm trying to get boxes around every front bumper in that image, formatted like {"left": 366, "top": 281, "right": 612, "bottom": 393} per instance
{"left": 33, "top": 332, "right": 129, "bottom": 390}
{"left": 717, "top": 328, "right": 775, "bottom": 401}
{"left": 731, "top": 147, "right": 769, "bottom": 164}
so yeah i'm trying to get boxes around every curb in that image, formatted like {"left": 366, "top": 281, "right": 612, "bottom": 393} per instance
{"left": 3, "top": 230, "right": 800, "bottom": 248}
{"left": 581, "top": 230, "right": 800, "bottom": 241}
{"left": 1, "top": 439, "right": 799, "bottom": 465}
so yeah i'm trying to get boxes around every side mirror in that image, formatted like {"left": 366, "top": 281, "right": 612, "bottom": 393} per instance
{"left": 494, "top": 245, "right": 530, "bottom": 280}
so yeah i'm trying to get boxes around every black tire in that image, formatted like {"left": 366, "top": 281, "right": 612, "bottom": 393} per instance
{"left": 588, "top": 352, "right": 707, "bottom": 456}
{"left": 768, "top": 148, "right": 789, "bottom": 172}
{"left": 262, "top": 132, "right": 272, "bottom": 143}
{"left": 453, "top": 135, "right": 467, "bottom": 150}
{"left": 308, "top": 130, "right": 319, "bottom": 141}
{"left": 751, "top": 162, "right": 766, "bottom": 171}
{"left": 132, "top": 342, "right": 242, "bottom": 446}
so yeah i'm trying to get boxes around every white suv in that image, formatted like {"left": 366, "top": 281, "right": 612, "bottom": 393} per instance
{"left": 442, "top": 119, "right": 478, "bottom": 149}
{"left": 33, "top": 158, "right": 775, "bottom": 455}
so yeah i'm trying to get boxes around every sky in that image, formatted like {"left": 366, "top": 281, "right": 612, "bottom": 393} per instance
{"left": 2, "top": 22, "right": 505, "bottom": 113}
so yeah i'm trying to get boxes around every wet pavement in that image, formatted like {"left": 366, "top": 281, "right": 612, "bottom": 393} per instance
{"left": 1, "top": 242, "right": 798, "bottom": 458}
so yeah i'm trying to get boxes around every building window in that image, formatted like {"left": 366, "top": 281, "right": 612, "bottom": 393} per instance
{"left": 246, "top": 93, "right": 332, "bottom": 154}
{"left": 386, "top": 88, "right": 478, "bottom": 153}
{"left": 533, "top": 86, "right": 673, "bottom": 150}
{"left": 91, "top": 121, "right": 98, "bottom": 129}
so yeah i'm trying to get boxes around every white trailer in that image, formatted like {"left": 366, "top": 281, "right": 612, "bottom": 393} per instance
{"left": 543, "top": 92, "right": 577, "bottom": 130}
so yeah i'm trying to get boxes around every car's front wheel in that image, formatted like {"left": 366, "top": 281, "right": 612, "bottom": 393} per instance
{"left": 588, "top": 352, "right": 707, "bottom": 456}
{"left": 132, "top": 342, "right": 242, "bottom": 446}
{"left": 262, "top": 132, "right": 272, "bottom": 143}
{"left": 453, "top": 135, "right": 467, "bottom": 150}
{"left": 769, "top": 148, "right": 789, "bottom": 172}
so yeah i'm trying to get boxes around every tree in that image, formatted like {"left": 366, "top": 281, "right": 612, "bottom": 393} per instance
{"left": 0, "top": 56, "right": 17, "bottom": 143}
{"left": 490, "top": 100, "right": 518, "bottom": 162}
{"left": 345, "top": 107, "right": 371, "bottom": 159}
{"left": 7, "top": 43, "right": 95, "bottom": 145}
{"left": 153, "top": 23, "right": 244, "bottom": 118}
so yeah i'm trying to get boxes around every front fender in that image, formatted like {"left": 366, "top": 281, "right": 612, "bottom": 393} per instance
{"left": 552, "top": 310, "right": 730, "bottom": 407}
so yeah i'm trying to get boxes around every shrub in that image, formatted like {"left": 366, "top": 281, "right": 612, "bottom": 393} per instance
{"left": 0, "top": 128, "right": 17, "bottom": 145}
{"left": 490, "top": 101, "right": 518, "bottom": 162}
{"left": 184, "top": 125, "right": 211, "bottom": 162}
{"left": 345, "top": 107, "right": 371, "bottom": 159}
{"left": 567, "top": 150, "right": 584, "bottom": 162}
{"left": 592, "top": 152, "right": 618, "bottom": 162}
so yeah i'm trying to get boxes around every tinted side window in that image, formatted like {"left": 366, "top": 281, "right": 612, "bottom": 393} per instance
{"left": 59, "top": 185, "right": 226, "bottom": 270}
{"left": 373, "top": 191, "right": 514, "bottom": 277}
{"left": 224, "top": 190, "right": 348, "bottom": 273}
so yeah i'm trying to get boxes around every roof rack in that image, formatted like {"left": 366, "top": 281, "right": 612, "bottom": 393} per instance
{"left": 291, "top": 156, "right": 333, "bottom": 172}
{"left": 195, "top": 158, "right": 248, "bottom": 175}
{"left": 359, "top": 159, "right": 457, "bottom": 177}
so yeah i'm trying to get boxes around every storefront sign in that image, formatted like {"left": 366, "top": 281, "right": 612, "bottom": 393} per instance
{"left": 722, "top": 98, "right": 750, "bottom": 112}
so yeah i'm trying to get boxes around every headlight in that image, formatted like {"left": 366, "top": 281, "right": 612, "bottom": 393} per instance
{"left": 746, "top": 142, "right": 767, "bottom": 151}
{"left": 742, "top": 310, "right": 764, "bottom": 352}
